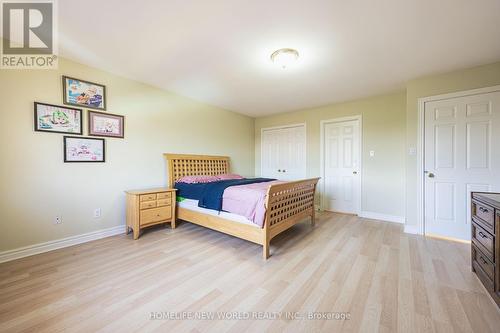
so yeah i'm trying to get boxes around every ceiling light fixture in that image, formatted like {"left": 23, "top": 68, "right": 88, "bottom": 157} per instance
{"left": 270, "top": 48, "right": 299, "bottom": 69}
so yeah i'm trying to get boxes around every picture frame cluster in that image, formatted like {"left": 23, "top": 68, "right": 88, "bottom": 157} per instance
{"left": 34, "top": 76, "right": 124, "bottom": 163}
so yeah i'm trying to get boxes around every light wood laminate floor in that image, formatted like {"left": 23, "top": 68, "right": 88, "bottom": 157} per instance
{"left": 1, "top": 212, "right": 499, "bottom": 332}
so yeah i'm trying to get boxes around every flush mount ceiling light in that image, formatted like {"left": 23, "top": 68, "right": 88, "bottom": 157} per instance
{"left": 270, "top": 48, "right": 299, "bottom": 69}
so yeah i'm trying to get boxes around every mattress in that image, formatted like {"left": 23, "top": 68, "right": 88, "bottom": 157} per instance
{"left": 177, "top": 198, "right": 259, "bottom": 228}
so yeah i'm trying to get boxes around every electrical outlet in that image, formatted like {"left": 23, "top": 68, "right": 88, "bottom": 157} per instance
{"left": 369, "top": 150, "right": 375, "bottom": 157}
{"left": 54, "top": 216, "right": 62, "bottom": 224}
{"left": 93, "top": 208, "right": 101, "bottom": 219}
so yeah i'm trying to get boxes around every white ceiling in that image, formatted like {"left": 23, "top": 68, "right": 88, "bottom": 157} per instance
{"left": 58, "top": 0, "right": 500, "bottom": 117}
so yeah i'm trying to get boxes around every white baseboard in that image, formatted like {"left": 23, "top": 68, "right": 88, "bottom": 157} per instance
{"left": 359, "top": 211, "right": 406, "bottom": 224}
{"left": 0, "top": 225, "right": 125, "bottom": 264}
{"left": 403, "top": 225, "right": 420, "bottom": 235}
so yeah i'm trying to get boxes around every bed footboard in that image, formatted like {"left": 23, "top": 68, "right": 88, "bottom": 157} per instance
{"left": 263, "top": 177, "right": 320, "bottom": 259}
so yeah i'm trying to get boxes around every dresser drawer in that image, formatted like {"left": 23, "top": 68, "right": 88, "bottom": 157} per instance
{"left": 472, "top": 199, "right": 495, "bottom": 234}
{"left": 472, "top": 245, "right": 495, "bottom": 290}
{"left": 157, "top": 199, "right": 171, "bottom": 207}
{"left": 472, "top": 221, "right": 494, "bottom": 262}
{"left": 140, "top": 193, "right": 157, "bottom": 202}
{"left": 140, "top": 206, "right": 172, "bottom": 225}
{"left": 157, "top": 192, "right": 172, "bottom": 200}
{"left": 140, "top": 200, "right": 157, "bottom": 210}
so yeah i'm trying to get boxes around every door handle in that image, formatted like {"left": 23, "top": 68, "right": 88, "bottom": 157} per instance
{"left": 278, "top": 169, "right": 281, "bottom": 172}
{"left": 282, "top": 170, "right": 286, "bottom": 173}
{"left": 353, "top": 171, "right": 358, "bottom": 175}
{"left": 424, "top": 171, "right": 435, "bottom": 178}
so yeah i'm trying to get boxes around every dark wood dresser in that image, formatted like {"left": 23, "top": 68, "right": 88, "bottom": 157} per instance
{"left": 471, "top": 192, "right": 500, "bottom": 307}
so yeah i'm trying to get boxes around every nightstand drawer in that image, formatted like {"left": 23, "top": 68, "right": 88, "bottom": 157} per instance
{"left": 140, "top": 200, "right": 157, "bottom": 210}
{"left": 157, "top": 199, "right": 171, "bottom": 207}
{"left": 157, "top": 192, "right": 172, "bottom": 200}
{"left": 140, "top": 194, "right": 157, "bottom": 202}
{"left": 140, "top": 206, "right": 171, "bottom": 225}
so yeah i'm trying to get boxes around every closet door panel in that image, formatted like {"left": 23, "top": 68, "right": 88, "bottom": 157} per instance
{"left": 261, "top": 130, "right": 280, "bottom": 179}
{"left": 261, "top": 125, "right": 306, "bottom": 181}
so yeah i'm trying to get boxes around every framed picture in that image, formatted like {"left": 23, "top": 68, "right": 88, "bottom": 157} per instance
{"left": 62, "top": 76, "right": 106, "bottom": 110}
{"left": 34, "top": 102, "right": 83, "bottom": 135}
{"left": 88, "top": 111, "right": 124, "bottom": 138}
{"left": 64, "top": 136, "right": 105, "bottom": 163}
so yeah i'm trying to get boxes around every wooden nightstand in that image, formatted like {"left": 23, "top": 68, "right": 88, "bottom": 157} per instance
{"left": 125, "top": 188, "right": 177, "bottom": 239}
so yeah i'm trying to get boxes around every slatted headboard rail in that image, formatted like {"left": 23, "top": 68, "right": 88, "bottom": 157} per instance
{"left": 164, "top": 154, "right": 230, "bottom": 187}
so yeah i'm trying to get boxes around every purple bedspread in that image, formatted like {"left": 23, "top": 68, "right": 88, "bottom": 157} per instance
{"left": 222, "top": 180, "right": 284, "bottom": 227}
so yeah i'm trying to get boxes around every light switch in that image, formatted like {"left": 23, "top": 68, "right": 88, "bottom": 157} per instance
{"left": 369, "top": 150, "right": 375, "bottom": 157}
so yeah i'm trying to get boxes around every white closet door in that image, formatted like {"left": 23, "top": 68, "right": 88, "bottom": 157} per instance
{"left": 261, "top": 125, "right": 306, "bottom": 180}
{"left": 278, "top": 128, "right": 290, "bottom": 178}
{"left": 280, "top": 126, "right": 306, "bottom": 180}
{"left": 322, "top": 119, "right": 361, "bottom": 214}
{"left": 261, "top": 129, "right": 280, "bottom": 179}
{"left": 424, "top": 91, "right": 500, "bottom": 240}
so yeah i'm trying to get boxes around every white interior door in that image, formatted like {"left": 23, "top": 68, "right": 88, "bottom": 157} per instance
{"left": 322, "top": 119, "right": 361, "bottom": 214}
{"left": 424, "top": 91, "right": 500, "bottom": 240}
{"left": 261, "top": 125, "right": 306, "bottom": 180}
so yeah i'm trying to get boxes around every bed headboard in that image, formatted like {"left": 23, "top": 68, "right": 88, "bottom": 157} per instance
{"left": 164, "top": 153, "right": 230, "bottom": 187}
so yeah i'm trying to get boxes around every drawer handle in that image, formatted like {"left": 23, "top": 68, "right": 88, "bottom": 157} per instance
{"left": 479, "top": 207, "right": 489, "bottom": 213}
{"left": 478, "top": 231, "right": 487, "bottom": 238}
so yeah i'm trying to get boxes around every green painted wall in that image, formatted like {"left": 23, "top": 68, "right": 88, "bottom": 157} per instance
{"left": 255, "top": 92, "right": 407, "bottom": 218}
{"left": 0, "top": 57, "right": 255, "bottom": 251}
{"left": 405, "top": 61, "right": 500, "bottom": 227}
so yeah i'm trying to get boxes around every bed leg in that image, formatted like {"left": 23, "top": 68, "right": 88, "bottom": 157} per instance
{"left": 263, "top": 242, "right": 270, "bottom": 260}
{"left": 311, "top": 209, "right": 316, "bottom": 227}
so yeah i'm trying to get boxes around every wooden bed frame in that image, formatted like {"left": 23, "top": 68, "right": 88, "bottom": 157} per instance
{"left": 165, "top": 153, "right": 319, "bottom": 259}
